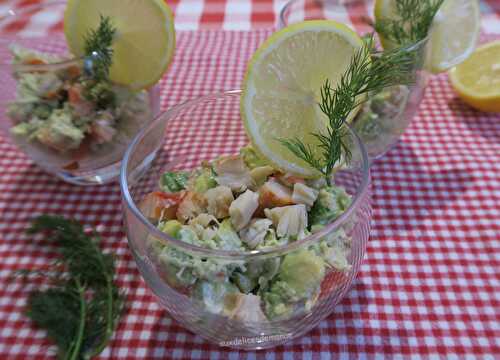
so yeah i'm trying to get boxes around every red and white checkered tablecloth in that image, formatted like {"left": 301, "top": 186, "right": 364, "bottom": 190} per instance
{"left": 0, "top": 1, "right": 500, "bottom": 359}
{"left": 0, "top": 28, "right": 499, "bottom": 359}
{"left": 0, "top": 0, "right": 500, "bottom": 33}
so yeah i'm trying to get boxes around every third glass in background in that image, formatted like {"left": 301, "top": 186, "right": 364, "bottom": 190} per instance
{"left": 0, "top": 2, "right": 162, "bottom": 185}
{"left": 279, "top": 0, "right": 430, "bottom": 160}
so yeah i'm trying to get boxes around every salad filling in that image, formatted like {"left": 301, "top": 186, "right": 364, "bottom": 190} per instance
{"left": 6, "top": 45, "right": 152, "bottom": 171}
{"left": 352, "top": 85, "right": 410, "bottom": 156}
{"left": 140, "top": 145, "right": 353, "bottom": 323}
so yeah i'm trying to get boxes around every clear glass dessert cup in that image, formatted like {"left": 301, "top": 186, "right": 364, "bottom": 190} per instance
{"left": 0, "top": 2, "right": 160, "bottom": 185}
{"left": 120, "top": 90, "right": 372, "bottom": 349}
{"left": 279, "top": 0, "right": 431, "bottom": 160}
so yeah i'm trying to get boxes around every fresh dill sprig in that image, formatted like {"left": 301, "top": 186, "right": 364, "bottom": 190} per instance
{"left": 21, "top": 215, "right": 124, "bottom": 360}
{"left": 279, "top": 36, "right": 416, "bottom": 183}
{"left": 84, "top": 15, "right": 116, "bottom": 80}
{"left": 374, "top": 0, "right": 444, "bottom": 46}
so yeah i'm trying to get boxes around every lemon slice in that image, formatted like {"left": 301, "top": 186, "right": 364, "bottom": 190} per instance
{"left": 374, "top": 0, "right": 480, "bottom": 73}
{"left": 449, "top": 41, "right": 500, "bottom": 113}
{"left": 427, "top": 0, "right": 480, "bottom": 73}
{"left": 241, "top": 20, "right": 363, "bottom": 178}
{"left": 64, "top": 0, "right": 175, "bottom": 90}
{"left": 373, "top": 0, "right": 400, "bottom": 50}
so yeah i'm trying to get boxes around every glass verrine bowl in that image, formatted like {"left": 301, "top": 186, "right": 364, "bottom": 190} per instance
{"left": 279, "top": 0, "right": 373, "bottom": 27}
{"left": 279, "top": 0, "right": 430, "bottom": 160}
{"left": 120, "top": 90, "right": 372, "bottom": 349}
{"left": 0, "top": 2, "right": 160, "bottom": 185}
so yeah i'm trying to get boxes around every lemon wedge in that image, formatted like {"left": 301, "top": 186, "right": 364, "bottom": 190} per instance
{"left": 64, "top": 0, "right": 175, "bottom": 90}
{"left": 449, "top": 41, "right": 500, "bottom": 113}
{"left": 241, "top": 20, "right": 363, "bottom": 178}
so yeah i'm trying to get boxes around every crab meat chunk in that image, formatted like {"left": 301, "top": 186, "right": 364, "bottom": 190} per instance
{"left": 258, "top": 180, "right": 294, "bottom": 209}
{"left": 205, "top": 186, "right": 234, "bottom": 219}
{"left": 223, "top": 293, "right": 267, "bottom": 324}
{"left": 229, "top": 190, "right": 259, "bottom": 231}
{"left": 239, "top": 218, "right": 273, "bottom": 249}
{"left": 214, "top": 155, "right": 254, "bottom": 192}
{"left": 176, "top": 192, "right": 207, "bottom": 223}
{"left": 264, "top": 204, "right": 308, "bottom": 238}
{"left": 292, "top": 183, "right": 319, "bottom": 207}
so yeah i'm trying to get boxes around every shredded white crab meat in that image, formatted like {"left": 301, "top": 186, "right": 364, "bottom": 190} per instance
{"left": 258, "top": 180, "right": 294, "bottom": 207}
{"left": 292, "top": 183, "right": 319, "bottom": 207}
{"left": 176, "top": 192, "right": 207, "bottom": 223}
{"left": 229, "top": 190, "right": 259, "bottom": 231}
{"left": 325, "top": 246, "right": 352, "bottom": 271}
{"left": 205, "top": 185, "right": 234, "bottom": 219}
{"left": 249, "top": 166, "right": 275, "bottom": 188}
{"left": 264, "top": 204, "right": 308, "bottom": 238}
{"left": 214, "top": 156, "right": 254, "bottom": 192}
{"left": 276, "top": 173, "right": 304, "bottom": 188}
{"left": 189, "top": 213, "right": 218, "bottom": 227}
{"left": 306, "top": 177, "right": 328, "bottom": 190}
{"left": 188, "top": 214, "right": 218, "bottom": 237}
{"left": 202, "top": 227, "right": 217, "bottom": 242}
{"left": 223, "top": 293, "right": 267, "bottom": 323}
{"left": 92, "top": 117, "right": 117, "bottom": 144}
{"left": 239, "top": 218, "right": 273, "bottom": 249}
{"left": 189, "top": 224, "right": 205, "bottom": 239}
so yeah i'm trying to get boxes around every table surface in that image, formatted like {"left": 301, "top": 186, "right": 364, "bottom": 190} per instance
{"left": 0, "top": 0, "right": 499, "bottom": 32}
{"left": 0, "top": 1, "right": 499, "bottom": 359}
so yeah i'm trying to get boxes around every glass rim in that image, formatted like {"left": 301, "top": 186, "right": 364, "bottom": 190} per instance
{"left": 120, "top": 89, "right": 371, "bottom": 261}
{"left": 277, "top": 0, "right": 430, "bottom": 49}
{"left": 278, "top": 0, "right": 356, "bottom": 29}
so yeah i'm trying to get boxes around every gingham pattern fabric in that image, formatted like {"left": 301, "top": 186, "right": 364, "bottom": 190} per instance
{"left": 0, "top": 0, "right": 499, "bottom": 33}
{"left": 0, "top": 27, "right": 499, "bottom": 358}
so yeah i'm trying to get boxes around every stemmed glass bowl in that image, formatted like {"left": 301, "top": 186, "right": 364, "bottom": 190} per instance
{"left": 0, "top": 1, "right": 160, "bottom": 185}
{"left": 120, "top": 90, "right": 372, "bottom": 349}
{"left": 279, "top": 0, "right": 430, "bottom": 160}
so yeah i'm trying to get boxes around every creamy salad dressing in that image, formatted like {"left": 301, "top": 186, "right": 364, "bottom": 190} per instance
{"left": 352, "top": 85, "right": 411, "bottom": 157}
{"left": 140, "top": 145, "right": 354, "bottom": 323}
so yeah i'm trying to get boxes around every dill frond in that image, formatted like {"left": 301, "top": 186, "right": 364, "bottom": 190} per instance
{"left": 374, "top": 0, "right": 444, "bottom": 46}
{"left": 83, "top": 15, "right": 116, "bottom": 80}
{"left": 279, "top": 35, "right": 416, "bottom": 183}
{"left": 22, "top": 215, "right": 123, "bottom": 360}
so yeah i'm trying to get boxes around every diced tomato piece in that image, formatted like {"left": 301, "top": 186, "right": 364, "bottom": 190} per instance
{"left": 68, "top": 85, "right": 82, "bottom": 104}
{"left": 62, "top": 161, "right": 79, "bottom": 171}
{"left": 66, "top": 65, "right": 81, "bottom": 79}
{"left": 45, "top": 90, "right": 60, "bottom": 100}
{"left": 139, "top": 191, "right": 184, "bottom": 221}
{"left": 25, "top": 58, "right": 46, "bottom": 65}
{"left": 153, "top": 191, "right": 185, "bottom": 202}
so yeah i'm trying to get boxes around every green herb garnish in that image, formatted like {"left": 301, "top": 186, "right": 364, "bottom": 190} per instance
{"left": 279, "top": 36, "right": 415, "bottom": 183}
{"left": 21, "top": 215, "right": 123, "bottom": 360}
{"left": 82, "top": 79, "right": 117, "bottom": 110}
{"left": 160, "top": 171, "right": 190, "bottom": 192}
{"left": 84, "top": 15, "right": 116, "bottom": 81}
{"left": 374, "top": 0, "right": 444, "bottom": 46}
